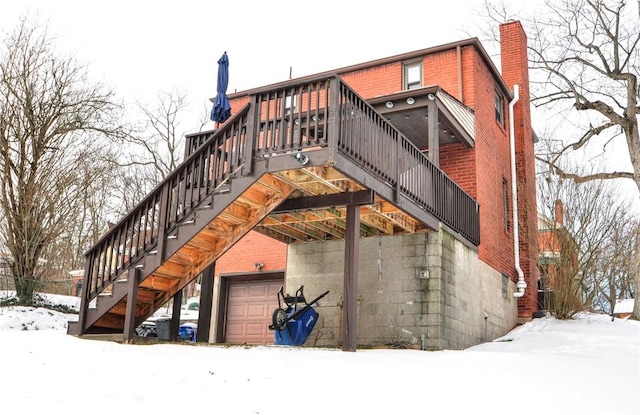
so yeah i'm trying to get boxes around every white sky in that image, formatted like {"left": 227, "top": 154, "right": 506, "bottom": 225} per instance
{"left": 1, "top": 0, "right": 539, "bottom": 132}
{"left": 0, "top": 293, "right": 638, "bottom": 415}
{"left": 2, "top": 0, "right": 638, "bottom": 203}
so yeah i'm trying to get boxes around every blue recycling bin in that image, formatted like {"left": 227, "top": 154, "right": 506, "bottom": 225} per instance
{"left": 274, "top": 306, "right": 319, "bottom": 346}
{"left": 179, "top": 323, "right": 197, "bottom": 342}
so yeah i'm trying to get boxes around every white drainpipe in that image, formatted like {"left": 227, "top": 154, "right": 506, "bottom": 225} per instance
{"left": 509, "top": 85, "right": 527, "bottom": 298}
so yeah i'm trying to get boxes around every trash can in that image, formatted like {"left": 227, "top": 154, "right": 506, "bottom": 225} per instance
{"left": 155, "top": 318, "right": 172, "bottom": 340}
{"left": 179, "top": 323, "right": 197, "bottom": 342}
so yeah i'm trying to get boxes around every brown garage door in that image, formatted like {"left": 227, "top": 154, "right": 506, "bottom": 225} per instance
{"left": 225, "top": 279, "right": 283, "bottom": 345}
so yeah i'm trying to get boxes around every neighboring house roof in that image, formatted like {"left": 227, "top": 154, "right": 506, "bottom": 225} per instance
{"left": 613, "top": 298, "right": 635, "bottom": 315}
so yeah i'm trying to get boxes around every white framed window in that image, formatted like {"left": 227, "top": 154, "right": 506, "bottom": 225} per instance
{"left": 403, "top": 61, "right": 422, "bottom": 90}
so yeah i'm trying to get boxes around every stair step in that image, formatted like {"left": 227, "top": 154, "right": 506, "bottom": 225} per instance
{"left": 197, "top": 184, "right": 231, "bottom": 210}
{"left": 215, "top": 184, "right": 231, "bottom": 194}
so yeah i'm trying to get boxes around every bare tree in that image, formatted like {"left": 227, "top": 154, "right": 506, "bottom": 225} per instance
{"left": 476, "top": 0, "right": 640, "bottom": 319}
{"left": 0, "top": 17, "right": 126, "bottom": 305}
{"left": 528, "top": 1, "right": 639, "bottom": 184}
{"left": 530, "top": 0, "right": 640, "bottom": 320}
{"left": 108, "top": 90, "right": 199, "bottom": 218}
{"left": 537, "top": 160, "right": 638, "bottom": 318}
{"left": 590, "top": 217, "right": 639, "bottom": 313}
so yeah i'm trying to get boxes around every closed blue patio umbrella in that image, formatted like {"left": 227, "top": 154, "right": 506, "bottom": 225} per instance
{"left": 210, "top": 51, "right": 231, "bottom": 124}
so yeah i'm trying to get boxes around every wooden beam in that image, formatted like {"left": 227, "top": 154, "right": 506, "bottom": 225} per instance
{"left": 273, "top": 190, "right": 374, "bottom": 213}
{"left": 197, "top": 262, "right": 214, "bottom": 342}
{"left": 170, "top": 289, "right": 183, "bottom": 341}
{"left": 342, "top": 203, "right": 360, "bottom": 352}
{"left": 122, "top": 268, "right": 139, "bottom": 343}
{"left": 427, "top": 98, "right": 439, "bottom": 166}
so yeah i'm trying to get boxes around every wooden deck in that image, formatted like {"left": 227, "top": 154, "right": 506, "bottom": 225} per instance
{"left": 67, "top": 75, "right": 479, "bottom": 339}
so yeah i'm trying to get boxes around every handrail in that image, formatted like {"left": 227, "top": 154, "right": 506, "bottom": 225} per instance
{"left": 81, "top": 105, "right": 251, "bottom": 305}
{"left": 335, "top": 78, "right": 480, "bottom": 245}
{"left": 79, "top": 74, "right": 481, "bottom": 326}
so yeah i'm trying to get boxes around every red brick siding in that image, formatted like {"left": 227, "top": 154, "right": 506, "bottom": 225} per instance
{"left": 215, "top": 231, "right": 287, "bottom": 276}
{"left": 500, "top": 21, "right": 540, "bottom": 318}
{"left": 468, "top": 47, "right": 516, "bottom": 282}
{"left": 342, "top": 64, "right": 402, "bottom": 96}
{"left": 221, "top": 29, "right": 538, "bottom": 319}
{"left": 422, "top": 49, "right": 464, "bottom": 99}
{"left": 440, "top": 142, "right": 477, "bottom": 199}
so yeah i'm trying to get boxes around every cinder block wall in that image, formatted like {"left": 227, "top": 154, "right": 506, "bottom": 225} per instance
{"left": 286, "top": 229, "right": 517, "bottom": 350}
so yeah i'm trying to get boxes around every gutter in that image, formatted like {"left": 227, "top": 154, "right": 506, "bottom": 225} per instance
{"left": 509, "top": 85, "right": 527, "bottom": 298}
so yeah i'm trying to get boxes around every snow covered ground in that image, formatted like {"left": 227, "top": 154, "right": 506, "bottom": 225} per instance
{"left": 0, "top": 293, "right": 638, "bottom": 415}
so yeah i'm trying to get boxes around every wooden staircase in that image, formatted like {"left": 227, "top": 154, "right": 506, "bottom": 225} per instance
{"left": 68, "top": 74, "right": 481, "bottom": 338}
{"left": 69, "top": 173, "right": 294, "bottom": 334}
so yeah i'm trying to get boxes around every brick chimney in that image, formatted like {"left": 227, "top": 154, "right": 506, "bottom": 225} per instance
{"left": 554, "top": 199, "right": 564, "bottom": 225}
{"left": 499, "top": 21, "right": 540, "bottom": 321}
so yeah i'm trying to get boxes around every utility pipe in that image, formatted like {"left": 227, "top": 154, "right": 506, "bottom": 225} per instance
{"left": 509, "top": 85, "right": 527, "bottom": 298}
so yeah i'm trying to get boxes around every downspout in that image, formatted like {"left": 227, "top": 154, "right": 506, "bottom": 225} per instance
{"left": 509, "top": 85, "right": 527, "bottom": 298}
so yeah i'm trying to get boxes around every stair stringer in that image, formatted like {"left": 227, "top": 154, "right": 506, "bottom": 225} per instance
{"left": 79, "top": 172, "right": 296, "bottom": 333}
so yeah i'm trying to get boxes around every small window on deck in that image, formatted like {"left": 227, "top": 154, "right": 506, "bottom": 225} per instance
{"left": 403, "top": 61, "right": 422, "bottom": 90}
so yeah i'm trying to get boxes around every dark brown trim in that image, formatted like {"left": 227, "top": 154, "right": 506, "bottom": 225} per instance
{"left": 457, "top": 45, "right": 464, "bottom": 102}
{"left": 342, "top": 204, "right": 360, "bottom": 352}
{"left": 272, "top": 190, "right": 374, "bottom": 213}
{"left": 122, "top": 268, "right": 139, "bottom": 343}
{"left": 197, "top": 263, "right": 215, "bottom": 342}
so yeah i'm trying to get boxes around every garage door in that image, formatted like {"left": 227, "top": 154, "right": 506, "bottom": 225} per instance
{"left": 225, "top": 279, "right": 283, "bottom": 345}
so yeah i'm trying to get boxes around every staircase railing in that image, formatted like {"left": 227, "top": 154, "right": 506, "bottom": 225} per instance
{"left": 80, "top": 105, "right": 251, "bottom": 312}
{"left": 77, "top": 74, "right": 480, "bottom": 331}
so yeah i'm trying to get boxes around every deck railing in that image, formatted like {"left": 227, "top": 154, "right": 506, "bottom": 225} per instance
{"left": 334, "top": 79, "right": 480, "bottom": 245}
{"left": 80, "top": 74, "right": 480, "bottom": 320}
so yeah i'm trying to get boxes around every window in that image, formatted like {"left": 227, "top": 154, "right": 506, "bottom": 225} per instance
{"left": 502, "top": 273, "right": 509, "bottom": 298}
{"left": 284, "top": 94, "right": 296, "bottom": 115}
{"left": 502, "top": 178, "right": 510, "bottom": 231}
{"left": 403, "top": 61, "right": 422, "bottom": 90}
{"left": 495, "top": 89, "right": 505, "bottom": 126}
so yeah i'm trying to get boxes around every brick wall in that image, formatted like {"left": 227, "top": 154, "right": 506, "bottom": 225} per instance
{"left": 215, "top": 230, "right": 287, "bottom": 276}
{"left": 500, "top": 21, "right": 540, "bottom": 320}
{"left": 221, "top": 24, "right": 539, "bottom": 322}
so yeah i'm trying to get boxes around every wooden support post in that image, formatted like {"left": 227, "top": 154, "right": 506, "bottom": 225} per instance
{"left": 395, "top": 132, "right": 401, "bottom": 202}
{"left": 427, "top": 97, "right": 439, "bottom": 166}
{"left": 77, "top": 256, "right": 91, "bottom": 335}
{"left": 123, "top": 268, "right": 139, "bottom": 343}
{"left": 170, "top": 290, "right": 183, "bottom": 341}
{"left": 327, "top": 75, "right": 341, "bottom": 151}
{"left": 342, "top": 203, "right": 360, "bottom": 352}
{"left": 197, "top": 262, "right": 215, "bottom": 342}
{"left": 243, "top": 96, "right": 258, "bottom": 176}
{"left": 156, "top": 184, "right": 170, "bottom": 262}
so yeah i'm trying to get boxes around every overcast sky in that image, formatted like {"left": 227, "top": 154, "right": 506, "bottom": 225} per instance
{"left": 0, "top": 0, "right": 544, "bottom": 132}
{"left": 2, "top": 1, "right": 638, "bottom": 203}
